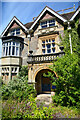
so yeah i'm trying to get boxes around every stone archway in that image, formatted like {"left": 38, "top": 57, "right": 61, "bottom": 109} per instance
{"left": 35, "top": 68, "right": 56, "bottom": 94}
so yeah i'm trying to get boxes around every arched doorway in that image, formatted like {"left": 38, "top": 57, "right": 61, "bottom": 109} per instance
{"left": 35, "top": 69, "right": 56, "bottom": 94}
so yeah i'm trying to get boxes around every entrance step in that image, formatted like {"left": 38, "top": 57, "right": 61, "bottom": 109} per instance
{"left": 35, "top": 94, "right": 52, "bottom": 106}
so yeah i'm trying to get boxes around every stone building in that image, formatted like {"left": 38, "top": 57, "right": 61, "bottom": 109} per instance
{"left": 0, "top": 6, "right": 80, "bottom": 93}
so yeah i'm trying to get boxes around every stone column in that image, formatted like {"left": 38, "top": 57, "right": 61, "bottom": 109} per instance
{"left": 9, "top": 66, "right": 11, "bottom": 82}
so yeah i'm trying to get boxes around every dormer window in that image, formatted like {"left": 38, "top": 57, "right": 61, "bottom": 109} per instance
{"left": 49, "top": 19, "right": 55, "bottom": 27}
{"left": 10, "top": 28, "right": 20, "bottom": 36}
{"left": 41, "top": 21, "right": 47, "bottom": 28}
{"left": 41, "top": 19, "right": 55, "bottom": 29}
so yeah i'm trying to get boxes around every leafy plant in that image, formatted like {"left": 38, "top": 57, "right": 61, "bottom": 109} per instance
{"left": 49, "top": 20, "right": 80, "bottom": 108}
{"left": 2, "top": 66, "right": 37, "bottom": 101}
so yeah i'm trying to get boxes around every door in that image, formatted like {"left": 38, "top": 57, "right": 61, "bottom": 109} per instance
{"left": 41, "top": 75, "right": 51, "bottom": 92}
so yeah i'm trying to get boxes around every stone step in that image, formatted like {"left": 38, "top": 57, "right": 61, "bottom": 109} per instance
{"left": 35, "top": 94, "right": 52, "bottom": 106}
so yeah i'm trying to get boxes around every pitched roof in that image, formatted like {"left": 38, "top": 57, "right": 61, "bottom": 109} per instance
{"left": 61, "top": 11, "right": 75, "bottom": 20}
{"left": 1, "top": 6, "right": 79, "bottom": 37}
{"left": 29, "top": 6, "right": 67, "bottom": 30}
{"left": 24, "top": 22, "right": 34, "bottom": 29}
{"left": 1, "top": 16, "right": 28, "bottom": 37}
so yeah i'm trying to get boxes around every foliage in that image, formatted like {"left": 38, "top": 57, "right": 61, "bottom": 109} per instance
{"left": 19, "top": 65, "right": 28, "bottom": 77}
{"left": 60, "top": 20, "right": 79, "bottom": 54}
{"left": 2, "top": 95, "right": 80, "bottom": 119}
{"left": 48, "top": 20, "right": 80, "bottom": 108}
{"left": 2, "top": 66, "right": 37, "bottom": 101}
{"left": 50, "top": 54, "right": 80, "bottom": 107}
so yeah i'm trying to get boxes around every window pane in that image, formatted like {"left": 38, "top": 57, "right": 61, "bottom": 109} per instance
{"left": 52, "top": 43, "right": 55, "bottom": 47}
{"left": 6, "top": 47, "right": 8, "bottom": 56}
{"left": 47, "top": 49, "right": 51, "bottom": 53}
{"left": 42, "top": 44, "right": 45, "bottom": 48}
{"left": 52, "top": 39, "right": 55, "bottom": 42}
{"left": 49, "top": 19, "right": 55, "bottom": 23}
{"left": 11, "top": 30, "right": 15, "bottom": 36}
{"left": 16, "top": 47, "right": 19, "bottom": 56}
{"left": 46, "top": 44, "right": 51, "bottom": 48}
{"left": 16, "top": 28, "right": 20, "bottom": 31}
{"left": 12, "top": 29, "right": 15, "bottom": 32}
{"left": 16, "top": 31, "right": 20, "bottom": 35}
{"left": 42, "top": 40, "right": 45, "bottom": 44}
{"left": 41, "top": 21, "right": 47, "bottom": 25}
{"left": 20, "top": 48, "right": 22, "bottom": 56}
{"left": 16, "top": 28, "right": 20, "bottom": 35}
{"left": 42, "top": 25, "right": 47, "bottom": 28}
{"left": 52, "top": 48, "right": 55, "bottom": 53}
{"left": 9, "top": 42, "right": 11, "bottom": 45}
{"left": 46, "top": 40, "right": 48, "bottom": 43}
{"left": 9, "top": 46, "right": 11, "bottom": 55}
{"left": 49, "top": 23, "right": 55, "bottom": 27}
{"left": 3, "top": 47, "right": 5, "bottom": 56}
{"left": 13, "top": 42, "right": 15, "bottom": 45}
{"left": 12, "top": 46, "right": 15, "bottom": 55}
{"left": 42, "top": 49, "right": 45, "bottom": 53}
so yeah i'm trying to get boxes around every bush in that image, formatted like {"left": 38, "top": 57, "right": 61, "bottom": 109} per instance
{"left": 19, "top": 65, "right": 28, "bottom": 77}
{"left": 2, "top": 66, "right": 37, "bottom": 101}
{"left": 2, "top": 76, "right": 36, "bottom": 101}
{"left": 50, "top": 54, "right": 80, "bottom": 108}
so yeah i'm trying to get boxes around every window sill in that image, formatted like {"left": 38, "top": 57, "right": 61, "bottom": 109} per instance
{"left": 1, "top": 56, "right": 22, "bottom": 58}
{"left": 39, "top": 25, "right": 58, "bottom": 30}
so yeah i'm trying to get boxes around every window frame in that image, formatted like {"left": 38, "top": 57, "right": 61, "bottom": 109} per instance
{"left": 42, "top": 38, "right": 55, "bottom": 54}
{"left": 10, "top": 28, "right": 20, "bottom": 36}
{"left": 2, "top": 41, "right": 22, "bottom": 57}
{"left": 40, "top": 19, "right": 55, "bottom": 29}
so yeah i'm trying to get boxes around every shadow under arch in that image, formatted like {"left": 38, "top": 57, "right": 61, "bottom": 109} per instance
{"left": 34, "top": 67, "right": 57, "bottom": 94}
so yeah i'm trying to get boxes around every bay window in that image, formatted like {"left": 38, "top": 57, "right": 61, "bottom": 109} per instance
{"left": 2, "top": 41, "right": 22, "bottom": 57}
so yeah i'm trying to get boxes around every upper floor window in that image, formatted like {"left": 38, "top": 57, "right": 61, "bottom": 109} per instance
{"left": 2, "top": 41, "right": 22, "bottom": 57}
{"left": 41, "top": 19, "right": 55, "bottom": 29}
{"left": 10, "top": 28, "right": 20, "bottom": 36}
{"left": 42, "top": 39, "right": 55, "bottom": 54}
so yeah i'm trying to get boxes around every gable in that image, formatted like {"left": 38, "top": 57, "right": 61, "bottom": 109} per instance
{"left": 30, "top": 6, "right": 67, "bottom": 30}
{"left": 41, "top": 13, "right": 53, "bottom": 20}
{"left": 1, "top": 16, "right": 28, "bottom": 37}
{"left": 10, "top": 22, "right": 20, "bottom": 29}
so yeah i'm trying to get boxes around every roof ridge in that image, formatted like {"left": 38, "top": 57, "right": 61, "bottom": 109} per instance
{"left": 24, "top": 21, "right": 34, "bottom": 25}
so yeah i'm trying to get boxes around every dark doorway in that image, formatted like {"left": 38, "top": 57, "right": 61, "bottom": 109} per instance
{"left": 41, "top": 73, "right": 51, "bottom": 92}
{"left": 35, "top": 69, "right": 56, "bottom": 94}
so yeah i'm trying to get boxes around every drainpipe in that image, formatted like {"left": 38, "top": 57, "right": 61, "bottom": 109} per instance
{"left": 27, "top": 34, "right": 31, "bottom": 55}
{"left": 68, "top": 22, "right": 72, "bottom": 54}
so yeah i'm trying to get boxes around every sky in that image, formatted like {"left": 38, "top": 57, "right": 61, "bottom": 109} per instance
{"left": 0, "top": 1, "right": 79, "bottom": 58}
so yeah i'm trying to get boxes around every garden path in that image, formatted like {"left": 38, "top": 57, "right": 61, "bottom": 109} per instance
{"left": 35, "top": 94, "right": 52, "bottom": 106}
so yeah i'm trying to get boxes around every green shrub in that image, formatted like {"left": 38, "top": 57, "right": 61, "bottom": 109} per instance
{"left": 2, "top": 76, "right": 36, "bottom": 101}
{"left": 19, "top": 65, "right": 28, "bottom": 77}
{"left": 51, "top": 54, "right": 80, "bottom": 108}
{"left": 2, "top": 66, "right": 37, "bottom": 101}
